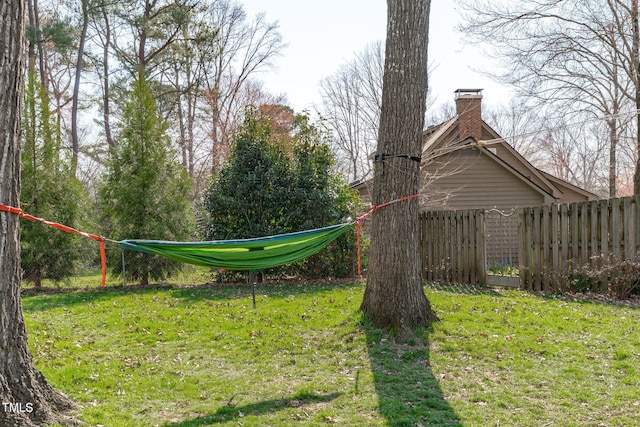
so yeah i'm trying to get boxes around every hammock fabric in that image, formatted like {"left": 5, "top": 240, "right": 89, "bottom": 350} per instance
{"left": 120, "top": 223, "right": 353, "bottom": 271}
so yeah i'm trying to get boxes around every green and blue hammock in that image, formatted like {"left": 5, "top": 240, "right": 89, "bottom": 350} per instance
{"left": 0, "top": 204, "right": 355, "bottom": 286}
{"left": 1, "top": 195, "right": 417, "bottom": 286}
{"left": 120, "top": 223, "right": 353, "bottom": 271}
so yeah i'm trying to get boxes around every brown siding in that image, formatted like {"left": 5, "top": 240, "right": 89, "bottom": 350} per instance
{"left": 422, "top": 148, "right": 545, "bottom": 211}
{"left": 490, "top": 144, "right": 557, "bottom": 196}
{"left": 555, "top": 185, "right": 592, "bottom": 203}
{"left": 545, "top": 176, "right": 595, "bottom": 203}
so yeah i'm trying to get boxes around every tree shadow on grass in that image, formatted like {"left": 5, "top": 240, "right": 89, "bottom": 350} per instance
{"left": 426, "top": 281, "right": 505, "bottom": 296}
{"left": 366, "top": 327, "right": 462, "bottom": 426}
{"left": 162, "top": 391, "right": 341, "bottom": 426}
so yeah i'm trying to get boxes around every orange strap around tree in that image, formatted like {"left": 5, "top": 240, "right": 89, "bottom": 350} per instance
{"left": 0, "top": 204, "right": 106, "bottom": 287}
{"left": 355, "top": 194, "right": 420, "bottom": 277}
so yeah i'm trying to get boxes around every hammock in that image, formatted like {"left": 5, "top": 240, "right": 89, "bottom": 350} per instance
{"left": 1, "top": 194, "right": 417, "bottom": 285}
{"left": 119, "top": 222, "right": 353, "bottom": 271}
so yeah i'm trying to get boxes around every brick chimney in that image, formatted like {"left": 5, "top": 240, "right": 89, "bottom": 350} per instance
{"left": 455, "top": 89, "right": 483, "bottom": 140}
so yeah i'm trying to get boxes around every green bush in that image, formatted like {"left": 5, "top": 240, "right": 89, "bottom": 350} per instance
{"left": 202, "top": 110, "right": 359, "bottom": 278}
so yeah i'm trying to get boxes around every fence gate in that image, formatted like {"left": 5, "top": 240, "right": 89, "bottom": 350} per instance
{"left": 484, "top": 208, "right": 520, "bottom": 287}
{"left": 421, "top": 208, "right": 522, "bottom": 287}
{"left": 420, "top": 209, "right": 486, "bottom": 285}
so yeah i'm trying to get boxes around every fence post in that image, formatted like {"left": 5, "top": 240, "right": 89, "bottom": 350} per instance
{"left": 560, "top": 203, "right": 569, "bottom": 278}
{"left": 542, "top": 206, "right": 551, "bottom": 290}
{"left": 599, "top": 199, "right": 609, "bottom": 292}
{"left": 590, "top": 200, "right": 598, "bottom": 271}
{"left": 612, "top": 198, "right": 621, "bottom": 260}
{"left": 551, "top": 204, "right": 559, "bottom": 278}
{"left": 455, "top": 210, "right": 463, "bottom": 283}
{"left": 477, "top": 209, "right": 486, "bottom": 285}
{"left": 469, "top": 210, "right": 477, "bottom": 285}
{"left": 532, "top": 207, "right": 542, "bottom": 291}
{"left": 518, "top": 209, "right": 526, "bottom": 289}
{"left": 121, "top": 248, "right": 126, "bottom": 287}
{"left": 635, "top": 196, "right": 640, "bottom": 258}
{"left": 624, "top": 197, "right": 634, "bottom": 261}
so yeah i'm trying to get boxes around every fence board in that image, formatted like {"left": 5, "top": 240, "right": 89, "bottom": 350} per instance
{"left": 519, "top": 209, "right": 526, "bottom": 288}
{"left": 590, "top": 201, "right": 598, "bottom": 270}
{"left": 599, "top": 199, "right": 609, "bottom": 292}
{"left": 580, "top": 202, "right": 588, "bottom": 266}
{"left": 462, "top": 210, "right": 470, "bottom": 284}
{"left": 477, "top": 210, "right": 486, "bottom": 283}
{"left": 551, "top": 204, "right": 559, "bottom": 273}
{"left": 456, "top": 211, "right": 463, "bottom": 283}
{"left": 624, "top": 197, "right": 634, "bottom": 260}
{"left": 612, "top": 198, "right": 621, "bottom": 259}
{"left": 560, "top": 203, "right": 569, "bottom": 275}
{"left": 545, "top": 206, "right": 553, "bottom": 282}
{"left": 469, "top": 211, "right": 477, "bottom": 285}
{"left": 432, "top": 212, "right": 440, "bottom": 282}
{"left": 636, "top": 196, "right": 640, "bottom": 257}
{"left": 533, "top": 207, "right": 542, "bottom": 291}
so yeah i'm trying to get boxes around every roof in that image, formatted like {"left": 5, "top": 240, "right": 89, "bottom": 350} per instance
{"left": 419, "top": 117, "right": 598, "bottom": 203}
{"left": 354, "top": 105, "right": 598, "bottom": 207}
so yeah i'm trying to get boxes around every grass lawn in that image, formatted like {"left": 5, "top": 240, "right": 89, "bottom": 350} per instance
{"left": 22, "top": 281, "right": 640, "bottom": 426}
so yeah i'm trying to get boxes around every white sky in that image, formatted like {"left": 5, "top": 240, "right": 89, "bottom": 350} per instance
{"left": 240, "top": 0, "right": 512, "bottom": 113}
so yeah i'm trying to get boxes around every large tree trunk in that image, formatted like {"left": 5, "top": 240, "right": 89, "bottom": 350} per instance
{"left": 0, "top": 1, "right": 77, "bottom": 425}
{"left": 360, "top": 0, "right": 438, "bottom": 341}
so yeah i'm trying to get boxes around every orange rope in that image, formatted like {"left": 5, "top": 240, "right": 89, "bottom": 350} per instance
{"left": 0, "top": 204, "right": 107, "bottom": 287}
{"left": 355, "top": 194, "right": 420, "bottom": 278}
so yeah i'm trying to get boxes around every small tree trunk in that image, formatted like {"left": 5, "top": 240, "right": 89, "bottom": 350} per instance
{"left": 101, "top": 6, "right": 114, "bottom": 148}
{"left": 1, "top": 1, "right": 77, "bottom": 425}
{"left": 361, "top": 0, "right": 438, "bottom": 341}
{"left": 608, "top": 118, "right": 618, "bottom": 198}
{"left": 70, "top": 0, "right": 89, "bottom": 175}
{"left": 632, "top": 0, "right": 640, "bottom": 195}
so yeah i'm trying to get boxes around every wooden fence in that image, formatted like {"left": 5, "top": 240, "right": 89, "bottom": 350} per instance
{"left": 519, "top": 196, "right": 640, "bottom": 293}
{"left": 420, "top": 196, "right": 640, "bottom": 294}
{"left": 420, "top": 209, "right": 486, "bottom": 285}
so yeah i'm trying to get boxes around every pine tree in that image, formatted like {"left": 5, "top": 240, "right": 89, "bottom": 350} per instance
{"left": 20, "top": 65, "right": 87, "bottom": 288}
{"left": 99, "top": 72, "right": 194, "bottom": 285}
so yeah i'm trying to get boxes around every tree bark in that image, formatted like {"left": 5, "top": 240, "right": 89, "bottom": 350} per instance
{"left": 70, "top": 0, "right": 90, "bottom": 175}
{"left": 101, "top": 6, "right": 114, "bottom": 148}
{"left": 0, "top": 1, "right": 77, "bottom": 425}
{"left": 360, "top": 0, "right": 439, "bottom": 341}
{"left": 632, "top": 0, "right": 640, "bottom": 195}
{"left": 608, "top": 117, "right": 618, "bottom": 197}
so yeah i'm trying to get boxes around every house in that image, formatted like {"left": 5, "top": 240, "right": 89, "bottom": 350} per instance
{"left": 352, "top": 89, "right": 598, "bottom": 272}
{"left": 353, "top": 88, "right": 598, "bottom": 210}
